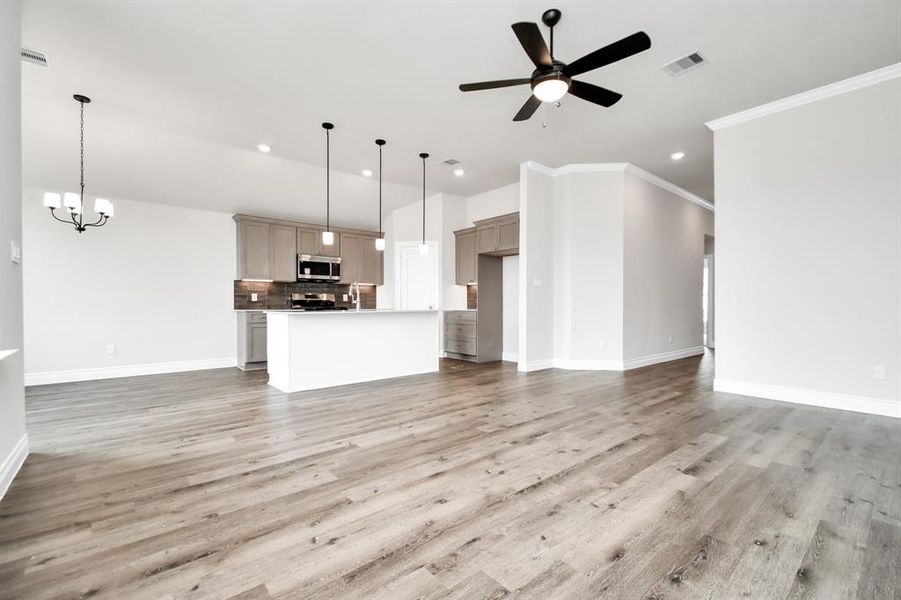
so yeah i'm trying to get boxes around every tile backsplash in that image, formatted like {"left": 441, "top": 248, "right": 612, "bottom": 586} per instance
{"left": 467, "top": 284, "right": 478, "bottom": 310}
{"left": 234, "top": 280, "right": 377, "bottom": 310}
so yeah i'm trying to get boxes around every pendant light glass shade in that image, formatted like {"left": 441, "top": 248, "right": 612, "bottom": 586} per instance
{"left": 322, "top": 230, "right": 334, "bottom": 246}
{"left": 375, "top": 236, "right": 386, "bottom": 251}
{"left": 418, "top": 242, "right": 429, "bottom": 255}
{"left": 43, "top": 192, "right": 61, "bottom": 209}
{"left": 63, "top": 192, "right": 81, "bottom": 210}
{"left": 375, "top": 139, "right": 386, "bottom": 251}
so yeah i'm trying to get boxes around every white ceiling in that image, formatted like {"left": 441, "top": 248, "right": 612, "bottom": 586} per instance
{"left": 21, "top": 0, "right": 901, "bottom": 221}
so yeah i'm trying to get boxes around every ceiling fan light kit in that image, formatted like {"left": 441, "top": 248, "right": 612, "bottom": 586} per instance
{"left": 459, "top": 8, "right": 651, "bottom": 121}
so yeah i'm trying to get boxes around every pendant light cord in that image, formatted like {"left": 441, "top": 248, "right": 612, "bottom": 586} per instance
{"left": 78, "top": 100, "right": 85, "bottom": 228}
{"left": 325, "top": 127, "right": 330, "bottom": 231}
{"left": 378, "top": 144, "right": 382, "bottom": 237}
{"left": 421, "top": 155, "right": 426, "bottom": 244}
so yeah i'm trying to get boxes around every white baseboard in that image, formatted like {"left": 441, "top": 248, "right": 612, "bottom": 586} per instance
{"left": 0, "top": 434, "right": 29, "bottom": 501}
{"left": 714, "top": 378, "right": 900, "bottom": 419}
{"left": 502, "top": 351, "right": 519, "bottom": 363}
{"left": 623, "top": 346, "right": 706, "bottom": 370}
{"left": 553, "top": 358, "right": 625, "bottom": 371}
{"left": 518, "top": 358, "right": 555, "bottom": 372}
{"left": 25, "top": 357, "right": 238, "bottom": 386}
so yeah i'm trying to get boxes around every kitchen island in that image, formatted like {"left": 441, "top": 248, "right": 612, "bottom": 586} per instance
{"left": 265, "top": 310, "right": 439, "bottom": 392}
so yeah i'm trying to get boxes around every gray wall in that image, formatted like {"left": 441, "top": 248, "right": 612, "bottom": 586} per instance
{"left": 1, "top": 0, "right": 26, "bottom": 494}
{"left": 714, "top": 77, "right": 901, "bottom": 410}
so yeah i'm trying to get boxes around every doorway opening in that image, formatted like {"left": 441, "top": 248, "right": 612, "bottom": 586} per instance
{"left": 703, "top": 235, "right": 715, "bottom": 348}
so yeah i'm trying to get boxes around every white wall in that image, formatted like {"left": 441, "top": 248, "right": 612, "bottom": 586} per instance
{"left": 23, "top": 188, "right": 237, "bottom": 384}
{"left": 502, "top": 255, "right": 519, "bottom": 361}
{"left": 623, "top": 172, "right": 714, "bottom": 362}
{"left": 518, "top": 165, "right": 555, "bottom": 369}
{"left": 713, "top": 75, "right": 901, "bottom": 417}
{"left": 552, "top": 171, "right": 625, "bottom": 368}
{"left": 0, "top": 0, "right": 27, "bottom": 499}
{"left": 466, "top": 183, "right": 518, "bottom": 224}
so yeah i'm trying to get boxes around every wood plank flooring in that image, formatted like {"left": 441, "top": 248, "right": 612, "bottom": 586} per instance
{"left": 1, "top": 354, "right": 899, "bottom": 599}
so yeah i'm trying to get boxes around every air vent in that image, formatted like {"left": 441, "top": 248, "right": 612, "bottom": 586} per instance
{"left": 442, "top": 158, "right": 460, "bottom": 166}
{"left": 21, "top": 47, "right": 49, "bottom": 67}
{"left": 662, "top": 51, "right": 706, "bottom": 77}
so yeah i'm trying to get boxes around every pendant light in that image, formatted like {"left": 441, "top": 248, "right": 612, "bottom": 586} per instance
{"left": 375, "top": 139, "right": 386, "bottom": 251}
{"left": 418, "top": 152, "right": 429, "bottom": 255}
{"left": 42, "top": 94, "right": 114, "bottom": 233}
{"left": 321, "top": 122, "right": 335, "bottom": 246}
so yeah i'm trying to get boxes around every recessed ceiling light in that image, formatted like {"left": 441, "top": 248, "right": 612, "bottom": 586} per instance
{"left": 362, "top": 169, "right": 373, "bottom": 177}
{"left": 671, "top": 151, "right": 685, "bottom": 161}
{"left": 257, "top": 144, "right": 271, "bottom": 153}
{"left": 453, "top": 168, "right": 465, "bottom": 176}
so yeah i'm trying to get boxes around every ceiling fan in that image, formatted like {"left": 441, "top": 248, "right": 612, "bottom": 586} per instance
{"left": 459, "top": 8, "right": 651, "bottom": 121}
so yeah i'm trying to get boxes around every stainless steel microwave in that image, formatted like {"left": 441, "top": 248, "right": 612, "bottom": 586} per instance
{"left": 297, "top": 254, "right": 341, "bottom": 281}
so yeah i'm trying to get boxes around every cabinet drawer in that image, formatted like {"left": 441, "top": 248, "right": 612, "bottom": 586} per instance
{"left": 445, "top": 322, "right": 476, "bottom": 340}
{"left": 248, "top": 311, "right": 267, "bottom": 324}
{"left": 445, "top": 310, "right": 476, "bottom": 323}
{"left": 445, "top": 337, "right": 477, "bottom": 356}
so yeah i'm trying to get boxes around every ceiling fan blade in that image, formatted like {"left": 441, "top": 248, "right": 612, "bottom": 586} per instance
{"left": 563, "top": 31, "right": 651, "bottom": 77}
{"left": 513, "top": 95, "right": 541, "bottom": 122}
{"left": 459, "top": 78, "right": 532, "bottom": 92}
{"left": 511, "top": 22, "right": 552, "bottom": 68}
{"left": 568, "top": 80, "right": 623, "bottom": 107}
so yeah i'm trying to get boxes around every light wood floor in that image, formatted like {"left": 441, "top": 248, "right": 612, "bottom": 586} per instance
{"left": 1, "top": 354, "right": 899, "bottom": 599}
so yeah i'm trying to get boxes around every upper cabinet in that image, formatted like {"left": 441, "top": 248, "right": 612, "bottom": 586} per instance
{"left": 235, "top": 215, "right": 381, "bottom": 283}
{"left": 297, "top": 225, "right": 340, "bottom": 257}
{"left": 454, "top": 228, "right": 477, "bottom": 285}
{"left": 472, "top": 212, "right": 520, "bottom": 257}
{"left": 339, "top": 232, "right": 384, "bottom": 285}
{"left": 235, "top": 216, "right": 296, "bottom": 282}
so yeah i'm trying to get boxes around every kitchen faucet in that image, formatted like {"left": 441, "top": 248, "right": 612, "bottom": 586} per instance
{"left": 350, "top": 282, "right": 362, "bottom": 311}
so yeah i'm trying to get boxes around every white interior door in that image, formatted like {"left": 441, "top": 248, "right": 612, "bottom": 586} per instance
{"left": 397, "top": 242, "right": 439, "bottom": 310}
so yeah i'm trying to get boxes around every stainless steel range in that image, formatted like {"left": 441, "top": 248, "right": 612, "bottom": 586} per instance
{"left": 290, "top": 293, "right": 348, "bottom": 311}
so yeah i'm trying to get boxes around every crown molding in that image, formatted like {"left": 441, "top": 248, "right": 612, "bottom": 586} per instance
{"left": 706, "top": 62, "right": 901, "bottom": 131}
{"left": 523, "top": 161, "right": 713, "bottom": 211}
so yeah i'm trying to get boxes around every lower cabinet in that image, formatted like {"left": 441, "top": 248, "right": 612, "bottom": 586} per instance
{"left": 444, "top": 310, "right": 478, "bottom": 361}
{"left": 237, "top": 311, "right": 267, "bottom": 370}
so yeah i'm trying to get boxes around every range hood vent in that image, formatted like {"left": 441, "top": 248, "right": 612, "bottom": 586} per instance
{"left": 662, "top": 51, "right": 706, "bottom": 76}
{"left": 21, "top": 47, "right": 49, "bottom": 67}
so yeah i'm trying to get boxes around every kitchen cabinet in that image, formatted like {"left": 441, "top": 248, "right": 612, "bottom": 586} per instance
{"left": 496, "top": 215, "right": 519, "bottom": 252}
{"left": 235, "top": 218, "right": 296, "bottom": 282}
{"left": 270, "top": 225, "right": 297, "bottom": 282}
{"left": 454, "top": 228, "right": 477, "bottom": 285}
{"left": 237, "top": 311, "right": 267, "bottom": 370}
{"left": 297, "top": 225, "right": 340, "bottom": 257}
{"left": 477, "top": 223, "right": 498, "bottom": 254}
{"left": 472, "top": 212, "right": 519, "bottom": 256}
{"left": 339, "top": 233, "right": 384, "bottom": 284}
{"left": 237, "top": 220, "right": 270, "bottom": 280}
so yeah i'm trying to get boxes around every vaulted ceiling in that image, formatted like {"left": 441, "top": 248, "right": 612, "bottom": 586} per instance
{"left": 22, "top": 1, "right": 901, "bottom": 224}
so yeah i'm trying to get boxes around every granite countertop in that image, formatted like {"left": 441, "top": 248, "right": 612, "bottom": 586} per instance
{"left": 263, "top": 309, "right": 439, "bottom": 315}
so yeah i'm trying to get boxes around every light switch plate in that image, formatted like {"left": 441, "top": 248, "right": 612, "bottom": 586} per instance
{"left": 873, "top": 365, "right": 886, "bottom": 380}
{"left": 10, "top": 241, "right": 21, "bottom": 264}
{"left": 106, "top": 344, "right": 116, "bottom": 355}
{"left": 251, "top": 293, "right": 258, "bottom": 302}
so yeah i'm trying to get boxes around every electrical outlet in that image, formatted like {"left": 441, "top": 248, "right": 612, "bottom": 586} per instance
{"left": 532, "top": 277, "right": 542, "bottom": 287}
{"left": 251, "top": 293, "right": 258, "bottom": 302}
{"left": 10, "top": 240, "right": 21, "bottom": 265}
{"left": 342, "top": 294, "right": 348, "bottom": 301}
{"left": 598, "top": 339, "right": 607, "bottom": 350}
{"left": 106, "top": 344, "right": 116, "bottom": 355}
{"left": 873, "top": 365, "right": 886, "bottom": 380}
{"left": 668, "top": 334, "right": 674, "bottom": 344}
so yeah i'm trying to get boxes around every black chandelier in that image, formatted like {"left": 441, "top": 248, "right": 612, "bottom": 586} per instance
{"left": 42, "top": 94, "right": 114, "bottom": 233}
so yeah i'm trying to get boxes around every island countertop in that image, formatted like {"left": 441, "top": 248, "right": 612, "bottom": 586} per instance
{"left": 262, "top": 309, "right": 438, "bottom": 315}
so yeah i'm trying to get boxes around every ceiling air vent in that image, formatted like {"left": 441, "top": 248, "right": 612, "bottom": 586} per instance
{"left": 21, "top": 47, "right": 49, "bottom": 67}
{"left": 442, "top": 158, "right": 460, "bottom": 166}
{"left": 662, "top": 51, "right": 706, "bottom": 77}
